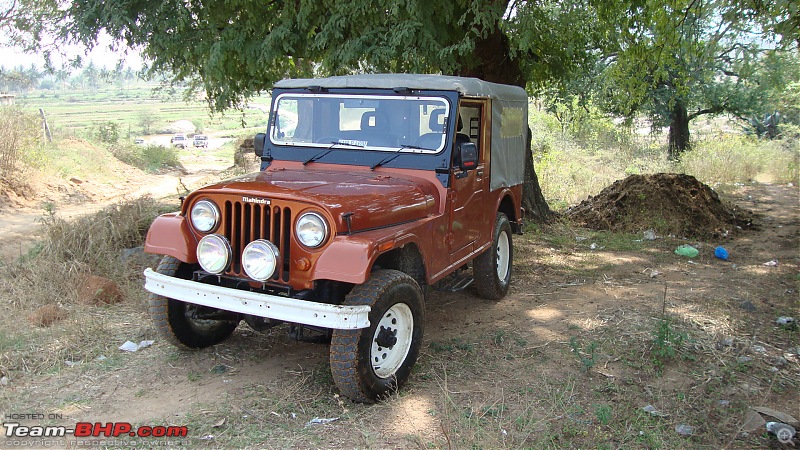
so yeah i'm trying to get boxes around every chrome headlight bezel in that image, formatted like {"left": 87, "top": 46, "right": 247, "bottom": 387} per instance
{"left": 242, "top": 239, "right": 280, "bottom": 281}
{"left": 295, "top": 212, "right": 329, "bottom": 248}
{"left": 196, "top": 234, "right": 231, "bottom": 274}
{"left": 190, "top": 200, "right": 220, "bottom": 233}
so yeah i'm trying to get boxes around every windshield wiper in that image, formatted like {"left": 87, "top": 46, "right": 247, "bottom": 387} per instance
{"left": 370, "top": 145, "right": 423, "bottom": 170}
{"left": 303, "top": 141, "right": 365, "bottom": 165}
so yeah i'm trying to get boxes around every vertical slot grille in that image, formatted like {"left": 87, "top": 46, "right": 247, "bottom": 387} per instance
{"left": 222, "top": 200, "right": 291, "bottom": 281}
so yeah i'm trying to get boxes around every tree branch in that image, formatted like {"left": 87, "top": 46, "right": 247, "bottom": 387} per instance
{"left": 688, "top": 105, "right": 725, "bottom": 121}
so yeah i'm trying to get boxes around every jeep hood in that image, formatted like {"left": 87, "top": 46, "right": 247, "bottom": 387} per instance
{"left": 196, "top": 168, "right": 438, "bottom": 233}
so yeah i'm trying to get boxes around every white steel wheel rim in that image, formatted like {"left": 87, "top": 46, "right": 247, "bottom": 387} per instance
{"left": 371, "top": 303, "right": 414, "bottom": 378}
{"left": 496, "top": 230, "right": 510, "bottom": 281}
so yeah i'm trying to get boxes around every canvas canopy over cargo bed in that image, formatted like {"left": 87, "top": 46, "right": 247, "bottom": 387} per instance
{"left": 274, "top": 74, "right": 528, "bottom": 192}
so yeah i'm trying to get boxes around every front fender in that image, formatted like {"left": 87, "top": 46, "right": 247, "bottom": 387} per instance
{"left": 311, "top": 236, "right": 376, "bottom": 285}
{"left": 144, "top": 213, "right": 198, "bottom": 264}
{"left": 310, "top": 220, "right": 432, "bottom": 285}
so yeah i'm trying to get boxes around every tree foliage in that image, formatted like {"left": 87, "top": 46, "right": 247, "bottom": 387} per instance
{"left": 65, "top": 0, "right": 605, "bottom": 219}
{"left": 0, "top": 0, "right": 63, "bottom": 63}
{"left": 591, "top": 0, "right": 798, "bottom": 157}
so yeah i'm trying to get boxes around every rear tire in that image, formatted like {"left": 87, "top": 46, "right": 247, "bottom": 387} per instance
{"left": 148, "top": 256, "right": 239, "bottom": 349}
{"left": 330, "top": 270, "right": 424, "bottom": 403}
{"left": 473, "top": 213, "right": 513, "bottom": 300}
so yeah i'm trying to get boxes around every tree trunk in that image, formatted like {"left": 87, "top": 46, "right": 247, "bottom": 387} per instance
{"left": 668, "top": 102, "right": 690, "bottom": 160}
{"left": 457, "top": 26, "right": 553, "bottom": 223}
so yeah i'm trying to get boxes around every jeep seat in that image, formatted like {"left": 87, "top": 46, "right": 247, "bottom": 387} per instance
{"left": 359, "top": 111, "right": 397, "bottom": 147}
{"left": 414, "top": 109, "right": 446, "bottom": 150}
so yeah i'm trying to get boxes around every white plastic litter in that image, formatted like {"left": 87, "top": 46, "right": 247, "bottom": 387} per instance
{"left": 766, "top": 422, "right": 796, "bottom": 443}
{"left": 306, "top": 417, "right": 340, "bottom": 426}
{"left": 119, "top": 340, "right": 155, "bottom": 352}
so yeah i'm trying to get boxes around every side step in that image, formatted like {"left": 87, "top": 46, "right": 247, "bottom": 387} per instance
{"left": 434, "top": 273, "right": 474, "bottom": 292}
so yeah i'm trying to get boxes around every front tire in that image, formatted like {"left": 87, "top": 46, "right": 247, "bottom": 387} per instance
{"left": 473, "top": 213, "right": 513, "bottom": 300}
{"left": 148, "top": 256, "right": 239, "bottom": 349}
{"left": 330, "top": 270, "right": 424, "bottom": 403}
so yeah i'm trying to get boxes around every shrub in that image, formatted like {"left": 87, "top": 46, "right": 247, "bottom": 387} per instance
{"left": 96, "top": 121, "right": 120, "bottom": 144}
{"left": 679, "top": 135, "right": 799, "bottom": 184}
{"left": 0, "top": 107, "right": 43, "bottom": 177}
{"left": 110, "top": 143, "right": 182, "bottom": 173}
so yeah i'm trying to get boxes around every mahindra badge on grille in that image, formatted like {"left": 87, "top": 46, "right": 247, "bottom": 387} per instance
{"left": 242, "top": 196, "right": 271, "bottom": 205}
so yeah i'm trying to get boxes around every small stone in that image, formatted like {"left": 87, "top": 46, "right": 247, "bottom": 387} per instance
{"left": 742, "top": 409, "right": 766, "bottom": 433}
{"left": 716, "top": 338, "right": 734, "bottom": 350}
{"left": 643, "top": 405, "right": 669, "bottom": 417}
{"left": 739, "top": 301, "right": 757, "bottom": 312}
{"left": 737, "top": 356, "right": 753, "bottom": 364}
{"left": 675, "top": 424, "right": 696, "bottom": 436}
{"left": 771, "top": 356, "right": 789, "bottom": 366}
{"left": 752, "top": 345, "right": 767, "bottom": 354}
{"left": 718, "top": 400, "right": 730, "bottom": 406}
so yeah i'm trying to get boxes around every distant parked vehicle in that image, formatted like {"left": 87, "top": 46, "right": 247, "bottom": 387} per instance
{"left": 193, "top": 135, "right": 209, "bottom": 148}
{"left": 134, "top": 138, "right": 145, "bottom": 145}
{"left": 170, "top": 134, "right": 188, "bottom": 148}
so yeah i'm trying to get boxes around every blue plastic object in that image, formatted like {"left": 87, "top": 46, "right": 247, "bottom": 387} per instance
{"left": 714, "top": 246, "right": 729, "bottom": 260}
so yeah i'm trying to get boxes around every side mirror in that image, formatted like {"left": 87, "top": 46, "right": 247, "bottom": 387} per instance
{"left": 254, "top": 132, "right": 266, "bottom": 157}
{"left": 459, "top": 142, "right": 478, "bottom": 171}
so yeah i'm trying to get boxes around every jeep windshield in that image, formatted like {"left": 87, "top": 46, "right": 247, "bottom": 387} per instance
{"left": 270, "top": 93, "right": 450, "bottom": 154}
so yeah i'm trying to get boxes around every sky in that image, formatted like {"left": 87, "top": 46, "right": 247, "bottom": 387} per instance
{"left": 0, "top": 32, "right": 143, "bottom": 71}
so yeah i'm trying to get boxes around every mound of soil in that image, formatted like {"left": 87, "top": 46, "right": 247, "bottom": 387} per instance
{"left": 566, "top": 173, "right": 756, "bottom": 238}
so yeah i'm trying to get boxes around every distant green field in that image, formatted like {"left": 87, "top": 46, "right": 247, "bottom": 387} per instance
{"left": 13, "top": 83, "right": 272, "bottom": 139}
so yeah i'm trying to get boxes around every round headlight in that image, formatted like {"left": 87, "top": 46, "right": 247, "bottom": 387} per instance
{"left": 197, "top": 234, "right": 231, "bottom": 274}
{"left": 296, "top": 212, "right": 328, "bottom": 248}
{"left": 242, "top": 240, "right": 280, "bottom": 281}
{"left": 191, "top": 200, "right": 220, "bottom": 233}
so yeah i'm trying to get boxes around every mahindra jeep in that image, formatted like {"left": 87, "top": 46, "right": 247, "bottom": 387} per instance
{"left": 143, "top": 74, "right": 528, "bottom": 403}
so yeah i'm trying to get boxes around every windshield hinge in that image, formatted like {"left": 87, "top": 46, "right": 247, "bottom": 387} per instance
{"left": 342, "top": 212, "right": 354, "bottom": 235}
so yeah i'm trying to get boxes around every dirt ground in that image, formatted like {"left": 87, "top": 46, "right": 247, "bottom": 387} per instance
{"left": 0, "top": 164, "right": 797, "bottom": 448}
{"left": 0, "top": 149, "right": 236, "bottom": 261}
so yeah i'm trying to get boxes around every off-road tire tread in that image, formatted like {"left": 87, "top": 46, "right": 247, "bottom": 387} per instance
{"left": 330, "top": 269, "right": 423, "bottom": 403}
{"left": 473, "top": 213, "right": 513, "bottom": 300}
{"left": 148, "top": 255, "right": 237, "bottom": 349}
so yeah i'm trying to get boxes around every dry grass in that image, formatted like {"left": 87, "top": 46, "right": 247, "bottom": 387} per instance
{"left": 0, "top": 196, "right": 172, "bottom": 393}
{"left": 531, "top": 111, "right": 799, "bottom": 210}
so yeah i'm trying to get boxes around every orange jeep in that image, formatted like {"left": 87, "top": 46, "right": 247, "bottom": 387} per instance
{"left": 143, "top": 74, "right": 527, "bottom": 402}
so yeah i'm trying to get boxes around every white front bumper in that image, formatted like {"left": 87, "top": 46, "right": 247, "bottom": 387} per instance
{"left": 143, "top": 268, "right": 370, "bottom": 329}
